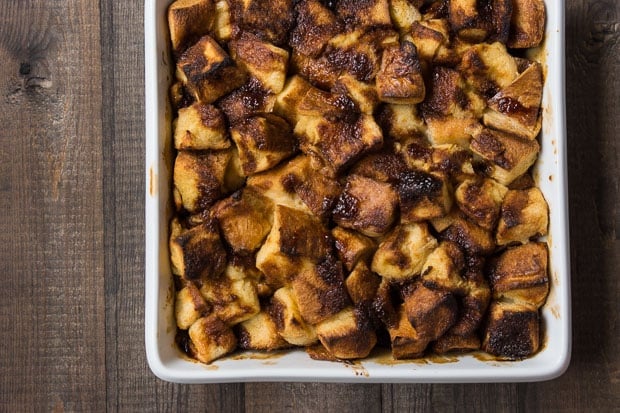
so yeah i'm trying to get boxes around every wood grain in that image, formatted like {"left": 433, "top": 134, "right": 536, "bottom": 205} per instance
{"left": 0, "top": 0, "right": 618, "bottom": 411}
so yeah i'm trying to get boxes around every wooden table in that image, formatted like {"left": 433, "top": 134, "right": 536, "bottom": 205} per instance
{"left": 0, "top": 1, "right": 617, "bottom": 411}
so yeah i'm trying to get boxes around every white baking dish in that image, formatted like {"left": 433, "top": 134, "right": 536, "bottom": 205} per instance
{"left": 145, "top": 0, "right": 570, "bottom": 383}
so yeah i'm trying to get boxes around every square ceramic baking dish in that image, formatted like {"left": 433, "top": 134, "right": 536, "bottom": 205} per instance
{"left": 145, "top": 0, "right": 570, "bottom": 383}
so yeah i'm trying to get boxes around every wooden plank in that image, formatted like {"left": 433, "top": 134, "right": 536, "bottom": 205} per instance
{"left": 0, "top": 1, "right": 105, "bottom": 411}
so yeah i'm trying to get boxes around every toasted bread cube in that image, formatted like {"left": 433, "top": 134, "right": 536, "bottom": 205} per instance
{"left": 388, "top": 306, "right": 428, "bottom": 359}
{"left": 420, "top": 66, "right": 485, "bottom": 147}
{"left": 212, "top": 188, "right": 274, "bottom": 253}
{"left": 230, "top": 0, "right": 294, "bottom": 46}
{"left": 168, "top": 0, "right": 215, "bottom": 56}
{"left": 237, "top": 310, "right": 291, "bottom": 351}
{"left": 459, "top": 42, "right": 518, "bottom": 99}
{"left": 332, "top": 227, "right": 376, "bottom": 271}
{"left": 332, "top": 74, "right": 379, "bottom": 115}
{"left": 170, "top": 218, "right": 227, "bottom": 281}
{"left": 291, "top": 51, "right": 341, "bottom": 89}
{"left": 175, "top": 282, "right": 209, "bottom": 329}
{"left": 429, "top": 144, "right": 476, "bottom": 182}
{"left": 398, "top": 169, "right": 452, "bottom": 223}
{"left": 389, "top": 0, "right": 422, "bottom": 33}
{"left": 290, "top": 0, "right": 343, "bottom": 57}
{"left": 274, "top": 75, "right": 314, "bottom": 125}
{"left": 371, "top": 223, "right": 438, "bottom": 279}
{"left": 291, "top": 259, "right": 351, "bottom": 324}
{"left": 296, "top": 114, "right": 383, "bottom": 173}
{"left": 270, "top": 287, "right": 318, "bottom": 346}
{"left": 455, "top": 178, "right": 508, "bottom": 230}
{"left": 376, "top": 104, "right": 426, "bottom": 141}
{"left": 420, "top": 241, "right": 467, "bottom": 294}
{"left": 350, "top": 147, "right": 409, "bottom": 183}
{"left": 484, "top": 62, "right": 543, "bottom": 140}
{"left": 231, "top": 114, "right": 297, "bottom": 175}
{"left": 508, "top": 0, "right": 545, "bottom": 48}
{"left": 213, "top": 0, "right": 233, "bottom": 43}
{"left": 173, "top": 149, "right": 243, "bottom": 213}
{"left": 256, "top": 205, "right": 332, "bottom": 287}
{"left": 406, "top": 19, "right": 448, "bottom": 62}
{"left": 217, "top": 78, "right": 276, "bottom": 125}
{"left": 324, "top": 29, "right": 386, "bottom": 83}
{"left": 447, "top": 0, "right": 478, "bottom": 38}
{"left": 496, "top": 188, "right": 549, "bottom": 246}
{"left": 449, "top": 0, "right": 512, "bottom": 43}
{"left": 176, "top": 35, "right": 247, "bottom": 103}
{"left": 337, "top": 0, "right": 392, "bottom": 28}
{"left": 188, "top": 315, "right": 237, "bottom": 363}
{"left": 316, "top": 307, "right": 377, "bottom": 359}
{"left": 246, "top": 156, "right": 313, "bottom": 213}
{"left": 345, "top": 261, "right": 381, "bottom": 305}
{"left": 432, "top": 333, "right": 481, "bottom": 354}
{"left": 297, "top": 87, "right": 359, "bottom": 121}
{"left": 488, "top": 242, "right": 549, "bottom": 309}
{"left": 376, "top": 42, "right": 425, "bottom": 105}
{"left": 482, "top": 301, "right": 540, "bottom": 359}
{"left": 470, "top": 127, "right": 540, "bottom": 186}
{"left": 200, "top": 268, "right": 260, "bottom": 325}
{"left": 403, "top": 283, "right": 458, "bottom": 341}
{"left": 332, "top": 175, "right": 399, "bottom": 237}
{"left": 229, "top": 32, "right": 289, "bottom": 93}
{"left": 447, "top": 284, "right": 491, "bottom": 336}
{"left": 434, "top": 212, "right": 496, "bottom": 256}
{"left": 174, "top": 103, "right": 230, "bottom": 150}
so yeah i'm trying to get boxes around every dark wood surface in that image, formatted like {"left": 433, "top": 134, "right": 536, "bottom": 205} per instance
{"left": 0, "top": 1, "right": 617, "bottom": 411}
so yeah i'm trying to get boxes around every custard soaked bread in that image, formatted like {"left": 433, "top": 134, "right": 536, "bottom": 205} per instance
{"left": 167, "top": 0, "right": 549, "bottom": 364}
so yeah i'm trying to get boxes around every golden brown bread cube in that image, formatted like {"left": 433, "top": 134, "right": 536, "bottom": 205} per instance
{"left": 237, "top": 310, "right": 291, "bottom": 351}
{"left": 420, "top": 66, "right": 485, "bottom": 147}
{"left": 332, "top": 226, "right": 376, "bottom": 271}
{"left": 448, "top": 0, "right": 512, "bottom": 43}
{"left": 291, "top": 51, "right": 341, "bottom": 90}
{"left": 496, "top": 187, "right": 549, "bottom": 246}
{"left": 389, "top": 0, "right": 422, "bottom": 33}
{"left": 274, "top": 75, "right": 314, "bottom": 125}
{"left": 420, "top": 241, "right": 467, "bottom": 294}
{"left": 482, "top": 301, "right": 540, "bottom": 359}
{"left": 371, "top": 223, "right": 438, "bottom": 279}
{"left": 447, "top": 0, "right": 479, "bottom": 40}
{"left": 455, "top": 178, "right": 508, "bottom": 230}
{"left": 290, "top": 0, "right": 343, "bottom": 58}
{"left": 176, "top": 35, "right": 247, "bottom": 103}
{"left": 228, "top": 0, "right": 294, "bottom": 47}
{"left": 169, "top": 218, "right": 227, "bottom": 282}
{"left": 459, "top": 42, "right": 519, "bottom": 99}
{"left": 316, "top": 307, "right": 377, "bottom": 359}
{"left": 168, "top": 0, "right": 215, "bottom": 56}
{"left": 175, "top": 282, "right": 209, "bottom": 330}
{"left": 336, "top": 0, "right": 392, "bottom": 28}
{"left": 432, "top": 333, "right": 481, "bottom": 354}
{"left": 345, "top": 261, "right": 381, "bottom": 305}
{"left": 270, "top": 287, "right": 318, "bottom": 346}
{"left": 256, "top": 205, "right": 332, "bottom": 287}
{"left": 397, "top": 169, "right": 452, "bottom": 223}
{"left": 230, "top": 114, "right": 297, "bottom": 176}
{"left": 376, "top": 41, "right": 425, "bottom": 104}
{"left": 174, "top": 103, "right": 230, "bottom": 150}
{"left": 403, "top": 283, "right": 458, "bottom": 342}
{"left": 216, "top": 78, "right": 276, "bottom": 125}
{"left": 508, "top": 0, "right": 545, "bottom": 48}
{"left": 488, "top": 242, "right": 549, "bottom": 309}
{"left": 188, "top": 314, "right": 237, "bottom": 363}
{"left": 332, "top": 174, "right": 399, "bottom": 237}
{"left": 213, "top": 0, "right": 233, "bottom": 43}
{"left": 375, "top": 103, "right": 426, "bottom": 141}
{"left": 406, "top": 19, "right": 449, "bottom": 62}
{"left": 229, "top": 32, "right": 290, "bottom": 93}
{"left": 200, "top": 267, "right": 261, "bottom": 325}
{"left": 427, "top": 143, "right": 476, "bottom": 182}
{"left": 484, "top": 61, "right": 543, "bottom": 140}
{"left": 296, "top": 114, "right": 383, "bottom": 174}
{"left": 432, "top": 211, "right": 496, "bottom": 256}
{"left": 212, "top": 188, "right": 274, "bottom": 254}
{"left": 297, "top": 87, "right": 358, "bottom": 121}
{"left": 173, "top": 148, "right": 244, "bottom": 213}
{"left": 388, "top": 306, "right": 428, "bottom": 359}
{"left": 291, "top": 259, "right": 351, "bottom": 324}
{"left": 289, "top": 156, "right": 343, "bottom": 220}
{"left": 469, "top": 127, "right": 540, "bottom": 186}
{"left": 332, "top": 74, "right": 379, "bottom": 115}
{"left": 350, "top": 146, "right": 409, "bottom": 183}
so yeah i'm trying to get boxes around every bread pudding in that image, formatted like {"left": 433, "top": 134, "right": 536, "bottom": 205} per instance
{"left": 167, "top": 0, "right": 549, "bottom": 364}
